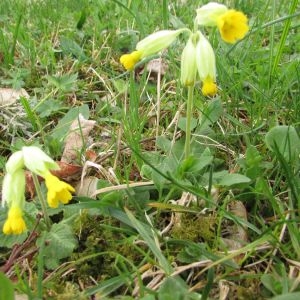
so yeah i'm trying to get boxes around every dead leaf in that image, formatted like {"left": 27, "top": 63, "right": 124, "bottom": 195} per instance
{"left": 222, "top": 200, "right": 248, "bottom": 263}
{"left": 0, "top": 88, "right": 29, "bottom": 106}
{"left": 51, "top": 161, "right": 82, "bottom": 181}
{"left": 146, "top": 58, "right": 168, "bottom": 76}
{"left": 61, "top": 114, "right": 96, "bottom": 163}
{"left": 75, "top": 176, "right": 99, "bottom": 198}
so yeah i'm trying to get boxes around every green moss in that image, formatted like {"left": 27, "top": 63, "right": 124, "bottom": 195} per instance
{"left": 171, "top": 213, "right": 217, "bottom": 245}
{"left": 68, "top": 211, "right": 142, "bottom": 286}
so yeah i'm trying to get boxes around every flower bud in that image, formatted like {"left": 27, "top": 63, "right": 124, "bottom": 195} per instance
{"left": 180, "top": 35, "right": 198, "bottom": 86}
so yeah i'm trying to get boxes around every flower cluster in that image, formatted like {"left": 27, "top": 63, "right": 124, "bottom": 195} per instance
{"left": 2, "top": 146, "right": 75, "bottom": 235}
{"left": 120, "top": 2, "right": 249, "bottom": 96}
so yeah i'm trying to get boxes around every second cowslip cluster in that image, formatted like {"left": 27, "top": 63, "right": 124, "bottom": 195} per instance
{"left": 120, "top": 2, "right": 249, "bottom": 96}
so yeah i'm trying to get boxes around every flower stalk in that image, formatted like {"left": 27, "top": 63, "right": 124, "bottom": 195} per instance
{"left": 185, "top": 85, "right": 194, "bottom": 159}
{"left": 32, "top": 173, "right": 52, "bottom": 231}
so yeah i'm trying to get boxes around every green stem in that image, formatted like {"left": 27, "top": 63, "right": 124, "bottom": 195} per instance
{"left": 32, "top": 173, "right": 52, "bottom": 231}
{"left": 185, "top": 85, "right": 194, "bottom": 159}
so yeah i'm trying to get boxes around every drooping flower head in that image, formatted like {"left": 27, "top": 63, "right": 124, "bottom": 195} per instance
{"left": 196, "top": 2, "right": 249, "bottom": 43}
{"left": 2, "top": 169, "right": 27, "bottom": 235}
{"left": 21, "top": 146, "right": 74, "bottom": 208}
{"left": 120, "top": 29, "right": 187, "bottom": 70}
{"left": 2, "top": 146, "right": 75, "bottom": 234}
{"left": 195, "top": 32, "right": 217, "bottom": 96}
{"left": 181, "top": 31, "right": 217, "bottom": 96}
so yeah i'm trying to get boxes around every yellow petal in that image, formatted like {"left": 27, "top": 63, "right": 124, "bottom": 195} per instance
{"left": 3, "top": 206, "right": 27, "bottom": 235}
{"left": 44, "top": 172, "right": 74, "bottom": 208}
{"left": 217, "top": 10, "right": 249, "bottom": 43}
{"left": 120, "top": 50, "right": 142, "bottom": 70}
{"left": 202, "top": 77, "right": 218, "bottom": 97}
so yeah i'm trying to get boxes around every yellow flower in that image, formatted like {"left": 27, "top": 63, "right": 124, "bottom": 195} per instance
{"left": 44, "top": 172, "right": 75, "bottom": 208}
{"left": 196, "top": 3, "right": 249, "bottom": 43}
{"left": 120, "top": 29, "right": 186, "bottom": 70}
{"left": 216, "top": 10, "right": 249, "bottom": 43}
{"left": 120, "top": 50, "right": 142, "bottom": 70}
{"left": 3, "top": 206, "right": 27, "bottom": 235}
{"left": 202, "top": 77, "right": 218, "bottom": 96}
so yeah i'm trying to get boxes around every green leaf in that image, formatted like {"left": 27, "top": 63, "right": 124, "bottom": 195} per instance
{"left": 218, "top": 173, "right": 251, "bottom": 187}
{"left": 271, "top": 293, "right": 300, "bottom": 300}
{"left": 35, "top": 98, "right": 64, "bottom": 118}
{"left": 179, "top": 148, "right": 213, "bottom": 174}
{"left": 156, "top": 136, "right": 172, "bottom": 153}
{"left": 265, "top": 125, "right": 300, "bottom": 162}
{"left": 198, "top": 98, "right": 223, "bottom": 131}
{"left": 46, "top": 73, "right": 78, "bottom": 93}
{"left": 158, "top": 277, "right": 201, "bottom": 300}
{"left": 85, "top": 275, "right": 127, "bottom": 297}
{"left": 36, "top": 223, "right": 78, "bottom": 269}
{"left": 0, "top": 272, "right": 14, "bottom": 300}
{"left": 178, "top": 116, "right": 198, "bottom": 132}
{"left": 50, "top": 104, "right": 89, "bottom": 141}
{"left": 60, "top": 37, "right": 87, "bottom": 61}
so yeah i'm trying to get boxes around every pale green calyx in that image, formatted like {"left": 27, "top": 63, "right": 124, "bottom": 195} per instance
{"left": 196, "top": 2, "right": 228, "bottom": 26}
{"left": 195, "top": 31, "right": 216, "bottom": 81}
{"left": 136, "top": 28, "right": 187, "bottom": 58}
{"left": 22, "top": 146, "right": 60, "bottom": 177}
{"left": 2, "top": 169, "right": 25, "bottom": 208}
{"left": 180, "top": 34, "right": 198, "bottom": 86}
{"left": 5, "top": 151, "right": 24, "bottom": 174}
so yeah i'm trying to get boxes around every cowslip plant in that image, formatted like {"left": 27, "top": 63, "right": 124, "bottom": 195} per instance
{"left": 120, "top": 2, "right": 249, "bottom": 159}
{"left": 2, "top": 146, "right": 75, "bottom": 235}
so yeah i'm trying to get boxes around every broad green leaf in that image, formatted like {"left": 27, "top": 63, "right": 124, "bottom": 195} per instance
{"left": 218, "top": 173, "right": 251, "bottom": 187}
{"left": 158, "top": 276, "right": 201, "bottom": 300}
{"left": 50, "top": 104, "right": 89, "bottom": 140}
{"left": 178, "top": 116, "right": 198, "bottom": 132}
{"left": 265, "top": 125, "right": 300, "bottom": 162}
{"left": 60, "top": 37, "right": 87, "bottom": 61}
{"left": 198, "top": 98, "right": 223, "bottom": 131}
{"left": 271, "top": 292, "right": 300, "bottom": 300}
{"left": 156, "top": 136, "right": 172, "bottom": 153}
{"left": 0, "top": 272, "right": 14, "bottom": 300}
{"left": 179, "top": 148, "right": 213, "bottom": 174}
{"left": 36, "top": 223, "right": 78, "bottom": 269}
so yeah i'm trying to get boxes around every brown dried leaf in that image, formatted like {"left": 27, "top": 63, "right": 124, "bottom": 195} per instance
{"left": 146, "top": 58, "right": 168, "bottom": 76}
{"left": 75, "top": 176, "right": 99, "bottom": 198}
{"left": 61, "top": 114, "right": 96, "bottom": 163}
{"left": 51, "top": 161, "right": 82, "bottom": 181}
{"left": 0, "top": 88, "right": 29, "bottom": 106}
{"left": 222, "top": 201, "right": 248, "bottom": 261}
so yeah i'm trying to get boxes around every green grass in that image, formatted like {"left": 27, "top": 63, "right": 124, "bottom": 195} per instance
{"left": 0, "top": 0, "right": 300, "bottom": 299}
